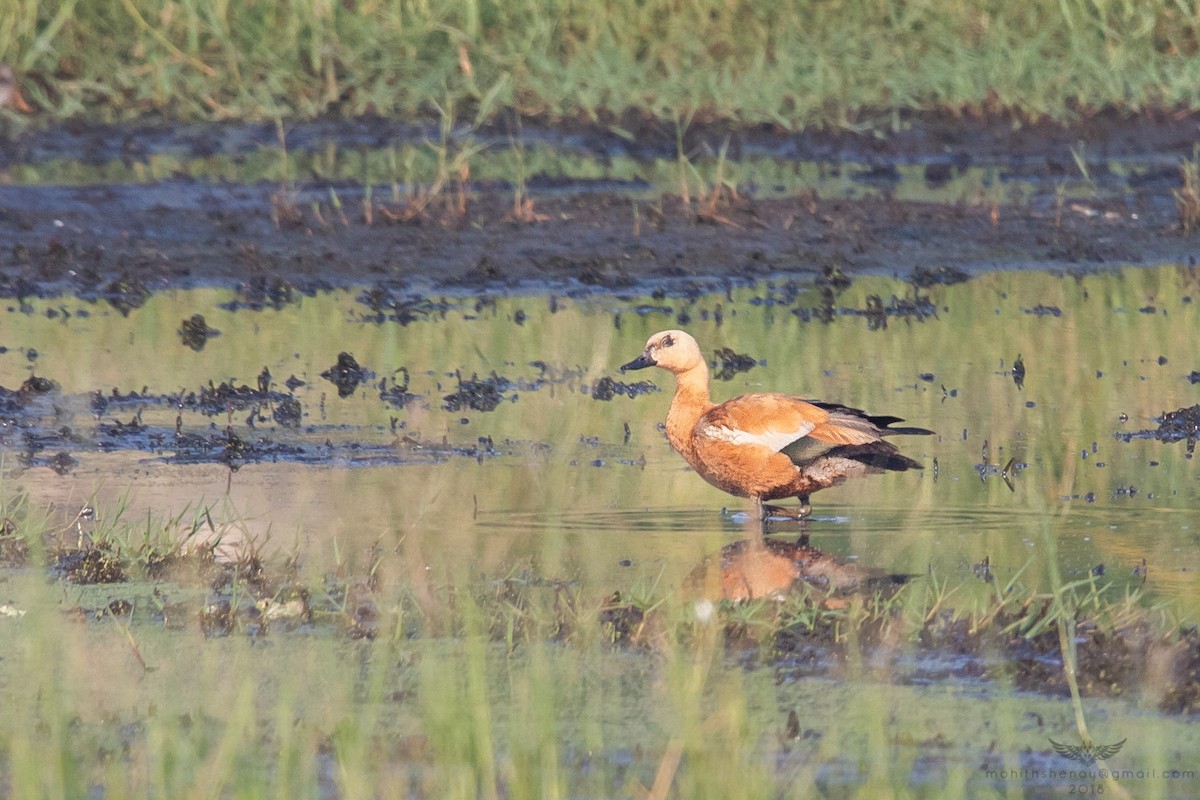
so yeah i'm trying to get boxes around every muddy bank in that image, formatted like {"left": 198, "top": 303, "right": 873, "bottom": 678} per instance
{"left": 7, "top": 108, "right": 1200, "bottom": 173}
{"left": 0, "top": 179, "right": 1191, "bottom": 300}
{"left": 2, "top": 112, "right": 1200, "bottom": 298}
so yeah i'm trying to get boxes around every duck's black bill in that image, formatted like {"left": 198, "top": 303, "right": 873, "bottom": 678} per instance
{"left": 620, "top": 354, "right": 656, "bottom": 372}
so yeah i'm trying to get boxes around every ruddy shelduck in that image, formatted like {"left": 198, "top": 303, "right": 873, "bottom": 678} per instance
{"left": 620, "top": 330, "right": 932, "bottom": 519}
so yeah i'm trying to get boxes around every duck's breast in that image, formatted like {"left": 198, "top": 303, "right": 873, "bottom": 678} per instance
{"left": 689, "top": 394, "right": 827, "bottom": 496}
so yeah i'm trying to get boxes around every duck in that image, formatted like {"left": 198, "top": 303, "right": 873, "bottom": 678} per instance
{"left": 620, "top": 329, "right": 932, "bottom": 519}
{"left": 0, "top": 66, "right": 32, "bottom": 113}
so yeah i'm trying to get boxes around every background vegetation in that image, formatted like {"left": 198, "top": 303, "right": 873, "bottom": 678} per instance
{"left": 4, "top": 0, "right": 1200, "bottom": 125}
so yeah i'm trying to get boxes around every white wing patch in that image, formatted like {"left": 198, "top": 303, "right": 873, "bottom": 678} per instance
{"left": 700, "top": 422, "right": 814, "bottom": 452}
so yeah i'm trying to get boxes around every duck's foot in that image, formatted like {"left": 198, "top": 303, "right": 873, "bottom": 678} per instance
{"left": 763, "top": 499, "right": 812, "bottom": 520}
{"left": 799, "top": 494, "right": 812, "bottom": 518}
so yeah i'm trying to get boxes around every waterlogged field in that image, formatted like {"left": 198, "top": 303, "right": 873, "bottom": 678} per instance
{"left": 2, "top": 263, "right": 1200, "bottom": 797}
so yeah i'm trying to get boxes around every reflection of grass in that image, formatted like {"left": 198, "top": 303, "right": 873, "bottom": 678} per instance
{"left": 7, "top": 1, "right": 1200, "bottom": 126}
{"left": 1175, "top": 153, "right": 1200, "bottom": 233}
{"left": 2, "top": 483, "right": 1200, "bottom": 797}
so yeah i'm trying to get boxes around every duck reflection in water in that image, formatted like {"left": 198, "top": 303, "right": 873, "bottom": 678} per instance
{"left": 685, "top": 532, "right": 911, "bottom": 605}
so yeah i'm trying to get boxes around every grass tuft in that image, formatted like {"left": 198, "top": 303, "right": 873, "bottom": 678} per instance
{"left": 1175, "top": 151, "right": 1200, "bottom": 233}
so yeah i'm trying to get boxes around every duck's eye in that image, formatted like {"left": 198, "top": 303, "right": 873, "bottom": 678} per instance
{"left": 661, "top": 335, "right": 674, "bottom": 348}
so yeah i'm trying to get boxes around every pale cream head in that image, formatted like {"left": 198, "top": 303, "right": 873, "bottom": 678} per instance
{"left": 625, "top": 329, "right": 705, "bottom": 374}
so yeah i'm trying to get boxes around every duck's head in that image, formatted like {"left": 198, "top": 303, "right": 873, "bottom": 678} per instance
{"left": 620, "top": 329, "right": 704, "bottom": 374}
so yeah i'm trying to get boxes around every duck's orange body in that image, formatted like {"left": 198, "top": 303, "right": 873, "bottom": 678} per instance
{"left": 621, "top": 330, "right": 932, "bottom": 518}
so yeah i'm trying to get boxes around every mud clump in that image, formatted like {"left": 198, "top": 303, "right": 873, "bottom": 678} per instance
{"left": 12, "top": 426, "right": 86, "bottom": 472}
{"left": 172, "top": 427, "right": 301, "bottom": 470}
{"left": 54, "top": 545, "right": 126, "bottom": 584}
{"left": 21, "top": 375, "right": 57, "bottom": 394}
{"left": 321, "top": 352, "right": 372, "bottom": 398}
{"left": 1154, "top": 404, "right": 1200, "bottom": 452}
{"left": 1158, "top": 627, "right": 1200, "bottom": 713}
{"left": 442, "top": 373, "right": 513, "bottom": 412}
{"left": 0, "top": 518, "right": 28, "bottom": 566}
{"left": 357, "top": 286, "right": 451, "bottom": 325}
{"left": 792, "top": 291, "right": 936, "bottom": 327}
{"left": 94, "top": 376, "right": 301, "bottom": 421}
{"left": 379, "top": 368, "right": 422, "bottom": 410}
{"left": 102, "top": 275, "right": 150, "bottom": 317}
{"left": 0, "top": 386, "right": 24, "bottom": 416}
{"left": 332, "top": 582, "right": 380, "bottom": 640}
{"left": 590, "top": 376, "right": 657, "bottom": 401}
{"left": 200, "top": 600, "right": 236, "bottom": 637}
{"left": 710, "top": 347, "right": 758, "bottom": 381}
{"left": 599, "top": 592, "right": 647, "bottom": 641}
{"left": 272, "top": 396, "right": 302, "bottom": 427}
{"left": 195, "top": 380, "right": 277, "bottom": 412}
{"left": 1012, "top": 354, "right": 1026, "bottom": 389}
{"left": 178, "top": 313, "right": 221, "bottom": 351}
{"left": 225, "top": 276, "right": 307, "bottom": 311}
{"left": 1116, "top": 403, "right": 1200, "bottom": 455}
{"left": 0, "top": 375, "right": 58, "bottom": 416}
{"left": 46, "top": 451, "right": 79, "bottom": 475}
{"left": 911, "top": 265, "right": 970, "bottom": 287}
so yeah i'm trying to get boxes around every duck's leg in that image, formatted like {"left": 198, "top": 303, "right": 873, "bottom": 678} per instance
{"left": 751, "top": 495, "right": 765, "bottom": 522}
{"left": 797, "top": 494, "right": 812, "bottom": 518}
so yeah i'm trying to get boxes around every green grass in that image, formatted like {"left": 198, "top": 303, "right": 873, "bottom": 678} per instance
{"left": 2, "top": 483, "right": 1199, "bottom": 798}
{"left": 3, "top": 0, "right": 1200, "bottom": 126}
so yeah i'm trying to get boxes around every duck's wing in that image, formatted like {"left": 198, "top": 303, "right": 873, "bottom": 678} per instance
{"left": 698, "top": 394, "right": 881, "bottom": 452}
{"left": 780, "top": 401, "right": 928, "bottom": 471}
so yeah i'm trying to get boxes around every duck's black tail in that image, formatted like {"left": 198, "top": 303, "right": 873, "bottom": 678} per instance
{"left": 838, "top": 444, "right": 925, "bottom": 472}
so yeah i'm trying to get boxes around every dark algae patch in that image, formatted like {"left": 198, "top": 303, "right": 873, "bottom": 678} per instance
{"left": 710, "top": 347, "right": 758, "bottom": 381}
{"left": 178, "top": 314, "right": 220, "bottom": 351}
{"left": 378, "top": 368, "right": 422, "bottom": 410}
{"left": 589, "top": 376, "right": 657, "bottom": 401}
{"left": 1117, "top": 403, "right": 1200, "bottom": 455}
{"left": 320, "top": 352, "right": 372, "bottom": 398}
{"left": 442, "top": 372, "right": 511, "bottom": 413}
{"left": 0, "top": 347, "right": 608, "bottom": 470}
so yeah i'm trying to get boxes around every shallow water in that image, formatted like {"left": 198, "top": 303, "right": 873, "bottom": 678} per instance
{"left": 4, "top": 134, "right": 1177, "bottom": 208}
{"left": 3, "top": 262, "right": 1200, "bottom": 796}
{"left": 4, "top": 265, "right": 1199, "bottom": 594}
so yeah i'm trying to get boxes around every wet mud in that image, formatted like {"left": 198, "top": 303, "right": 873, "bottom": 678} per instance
{"left": 3, "top": 112, "right": 1200, "bottom": 299}
{"left": 0, "top": 353, "right": 606, "bottom": 471}
{"left": 1117, "top": 403, "right": 1200, "bottom": 455}
{"left": 601, "top": 557, "right": 1200, "bottom": 715}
